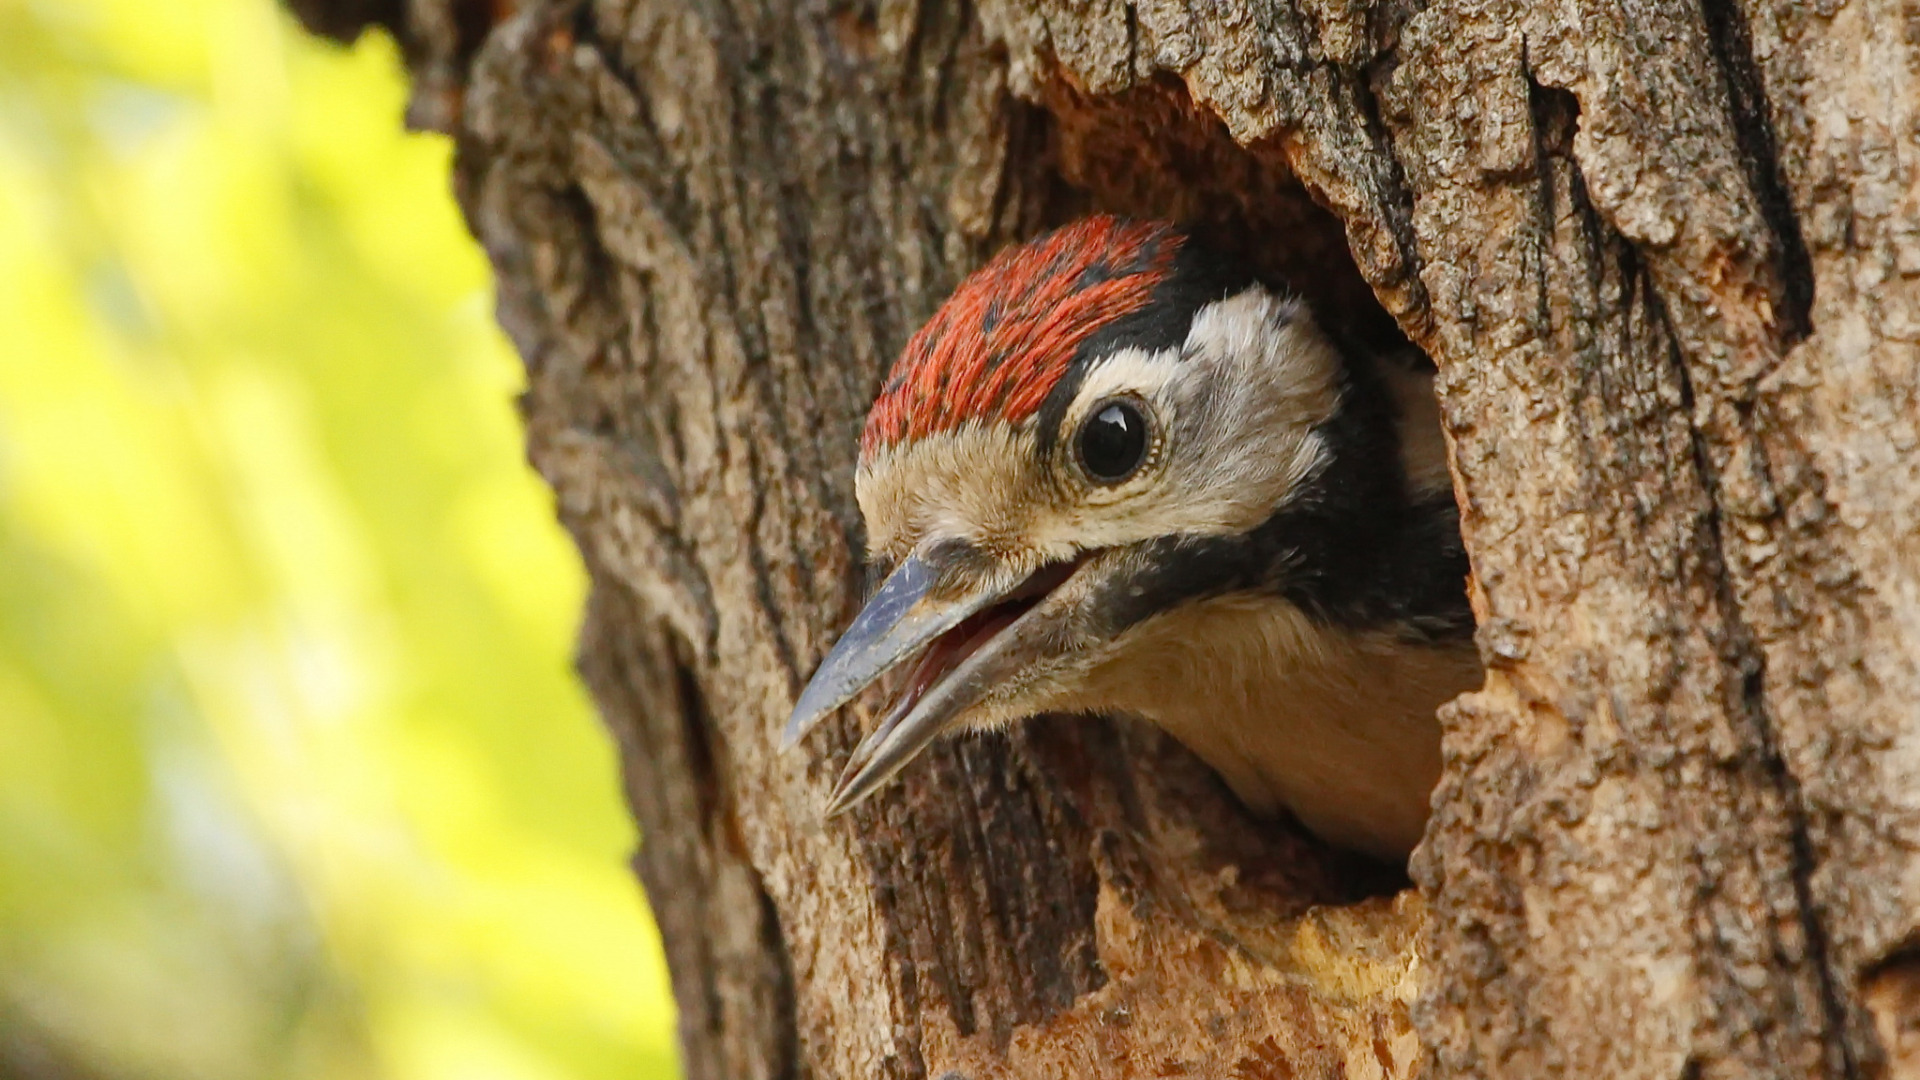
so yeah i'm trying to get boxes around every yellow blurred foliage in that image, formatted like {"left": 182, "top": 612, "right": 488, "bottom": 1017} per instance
{"left": 0, "top": 1, "right": 679, "bottom": 1077}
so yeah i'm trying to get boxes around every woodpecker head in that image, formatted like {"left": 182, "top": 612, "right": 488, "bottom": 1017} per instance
{"left": 783, "top": 217, "right": 1469, "bottom": 824}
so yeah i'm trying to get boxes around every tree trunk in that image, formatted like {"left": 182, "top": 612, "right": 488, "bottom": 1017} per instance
{"left": 289, "top": 0, "right": 1920, "bottom": 1076}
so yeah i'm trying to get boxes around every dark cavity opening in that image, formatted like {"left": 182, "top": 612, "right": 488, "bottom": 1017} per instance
{"left": 1025, "top": 73, "right": 1420, "bottom": 369}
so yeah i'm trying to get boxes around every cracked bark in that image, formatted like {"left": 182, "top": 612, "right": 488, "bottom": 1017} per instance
{"left": 289, "top": 0, "right": 1920, "bottom": 1076}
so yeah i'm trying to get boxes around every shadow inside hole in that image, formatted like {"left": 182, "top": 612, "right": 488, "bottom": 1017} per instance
{"left": 1029, "top": 73, "right": 1420, "bottom": 368}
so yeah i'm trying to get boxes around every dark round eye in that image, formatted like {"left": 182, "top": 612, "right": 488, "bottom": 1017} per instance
{"left": 1075, "top": 398, "right": 1152, "bottom": 484}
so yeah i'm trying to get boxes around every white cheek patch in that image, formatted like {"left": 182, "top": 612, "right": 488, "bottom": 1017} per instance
{"left": 1041, "top": 286, "right": 1341, "bottom": 550}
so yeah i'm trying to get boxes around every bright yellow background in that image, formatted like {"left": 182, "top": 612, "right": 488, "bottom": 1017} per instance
{"left": 0, "top": 1, "right": 678, "bottom": 1077}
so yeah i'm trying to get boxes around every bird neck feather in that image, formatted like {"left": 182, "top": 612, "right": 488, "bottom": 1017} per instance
{"left": 1073, "top": 592, "right": 1483, "bottom": 860}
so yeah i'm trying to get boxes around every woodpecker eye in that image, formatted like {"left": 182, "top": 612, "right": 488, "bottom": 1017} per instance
{"left": 1075, "top": 398, "right": 1152, "bottom": 484}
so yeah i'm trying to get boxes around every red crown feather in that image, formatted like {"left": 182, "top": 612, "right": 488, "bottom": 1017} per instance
{"left": 861, "top": 217, "right": 1184, "bottom": 455}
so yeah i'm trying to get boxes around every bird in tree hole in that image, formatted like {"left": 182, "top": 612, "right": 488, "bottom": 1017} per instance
{"left": 782, "top": 216, "right": 1482, "bottom": 861}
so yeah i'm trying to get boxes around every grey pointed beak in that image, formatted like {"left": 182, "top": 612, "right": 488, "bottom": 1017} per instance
{"left": 820, "top": 593, "right": 1074, "bottom": 815}
{"left": 782, "top": 548, "right": 1018, "bottom": 750}
{"left": 785, "top": 542, "right": 1111, "bottom": 817}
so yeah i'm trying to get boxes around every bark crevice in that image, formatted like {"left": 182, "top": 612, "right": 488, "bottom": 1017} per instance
{"left": 1695, "top": 0, "right": 1815, "bottom": 345}
{"left": 1669, "top": 326, "right": 1862, "bottom": 1080}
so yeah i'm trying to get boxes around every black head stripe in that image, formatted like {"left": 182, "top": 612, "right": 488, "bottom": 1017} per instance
{"left": 1098, "top": 495, "right": 1472, "bottom": 645}
{"left": 1257, "top": 348, "right": 1473, "bottom": 641}
{"left": 1092, "top": 531, "right": 1278, "bottom": 633}
{"left": 1035, "top": 229, "right": 1264, "bottom": 461}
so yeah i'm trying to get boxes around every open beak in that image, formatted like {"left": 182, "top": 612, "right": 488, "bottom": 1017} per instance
{"left": 782, "top": 545, "right": 1093, "bottom": 816}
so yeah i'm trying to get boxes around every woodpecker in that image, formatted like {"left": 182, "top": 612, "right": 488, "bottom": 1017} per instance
{"left": 782, "top": 217, "right": 1482, "bottom": 861}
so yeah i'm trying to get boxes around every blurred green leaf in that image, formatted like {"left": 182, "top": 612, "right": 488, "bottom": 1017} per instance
{"left": 0, "top": 2, "right": 678, "bottom": 1077}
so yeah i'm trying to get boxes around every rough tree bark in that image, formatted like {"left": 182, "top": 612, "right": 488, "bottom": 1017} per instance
{"left": 290, "top": 0, "right": 1920, "bottom": 1076}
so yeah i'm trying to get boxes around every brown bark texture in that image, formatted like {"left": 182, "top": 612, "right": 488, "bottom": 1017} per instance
{"left": 289, "top": 0, "right": 1920, "bottom": 1076}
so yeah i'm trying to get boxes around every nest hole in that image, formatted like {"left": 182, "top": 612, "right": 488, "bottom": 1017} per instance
{"left": 1015, "top": 73, "right": 1445, "bottom": 906}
